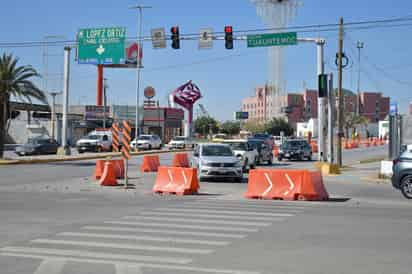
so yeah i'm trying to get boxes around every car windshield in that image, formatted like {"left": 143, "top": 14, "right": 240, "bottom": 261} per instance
{"left": 138, "top": 136, "right": 151, "bottom": 140}
{"left": 253, "top": 133, "right": 270, "bottom": 139}
{"left": 228, "top": 142, "right": 247, "bottom": 151}
{"left": 173, "top": 137, "right": 186, "bottom": 141}
{"left": 86, "top": 135, "right": 100, "bottom": 140}
{"left": 282, "top": 140, "right": 307, "bottom": 149}
{"left": 202, "top": 145, "right": 233, "bottom": 157}
{"left": 248, "top": 140, "right": 263, "bottom": 150}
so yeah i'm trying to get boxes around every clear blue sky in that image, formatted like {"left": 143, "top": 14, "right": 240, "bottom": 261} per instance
{"left": 1, "top": 0, "right": 412, "bottom": 120}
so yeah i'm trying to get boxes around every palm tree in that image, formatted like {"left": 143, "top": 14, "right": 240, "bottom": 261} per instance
{"left": 0, "top": 53, "right": 47, "bottom": 158}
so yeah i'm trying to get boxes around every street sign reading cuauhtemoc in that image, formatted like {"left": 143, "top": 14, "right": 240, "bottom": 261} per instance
{"left": 77, "top": 27, "right": 126, "bottom": 65}
{"left": 247, "top": 32, "right": 297, "bottom": 48}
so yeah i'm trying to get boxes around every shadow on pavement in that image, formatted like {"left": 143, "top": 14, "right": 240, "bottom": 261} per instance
{"left": 327, "top": 197, "right": 351, "bottom": 202}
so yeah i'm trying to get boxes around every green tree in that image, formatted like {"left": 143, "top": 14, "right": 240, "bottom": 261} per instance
{"left": 194, "top": 116, "right": 219, "bottom": 137}
{"left": 343, "top": 113, "right": 369, "bottom": 139}
{"left": 219, "top": 121, "right": 241, "bottom": 136}
{"left": 0, "top": 53, "right": 47, "bottom": 158}
{"left": 242, "top": 121, "right": 265, "bottom": 134}
{"left": 264, "top": 117, "right": 294, "bottom": 136}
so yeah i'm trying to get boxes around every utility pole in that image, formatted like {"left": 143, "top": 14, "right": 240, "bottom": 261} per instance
{"left": 337, "top": 18, "right": 344, "bottom": 167}
{"left": 103, "top": 78, "right": 108, "bottom": 129}
{"left": 130, "top": 5, "right": 152, "bottom": 138}
{"left": 58, "top": 46, "right": 71, "bottom": 156}
{"left": 357, "top": 41, "right": 364, "bottom": 115}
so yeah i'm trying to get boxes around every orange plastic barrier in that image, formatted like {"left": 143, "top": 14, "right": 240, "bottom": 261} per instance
{"left": 172, "top": 153, "right": 190, "bottom": 168}
{"left": 99, "top": 161, "right": 119, "bottom": 186}
{"left": 94, "top": 160, "right": 105, "bottom": 179}
{"left": 153, "top": 166, "right": 200, "bottom": 195}
{"left": 140, "top": 155, "right": 161, "bottom": 173}
{"left": 245, "top": 169, "right": 329, "bottom": 201}
{"left": 273, "top": 146, "right": 279, "bottom": 157}
{"left": 95, "top": 159, "right": 124, "bottom": 179}
{"left": 310, "top": 141, "right": 318, "bottom": 153}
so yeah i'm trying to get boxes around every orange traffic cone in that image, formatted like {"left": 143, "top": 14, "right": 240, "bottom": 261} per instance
{"left": 99, "top": 161, "right": 118, "bottom": 186}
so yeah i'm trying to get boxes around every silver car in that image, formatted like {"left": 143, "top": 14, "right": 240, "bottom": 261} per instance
{"left": 192, "top": 143, "right": 243, "bottom": 182}
{"left": 392, "top": 150, "right": 412, "bottom": 199}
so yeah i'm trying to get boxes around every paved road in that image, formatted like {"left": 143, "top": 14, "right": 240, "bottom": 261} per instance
{"left": 1, "top": 145, "right": 411, "bottom": 274}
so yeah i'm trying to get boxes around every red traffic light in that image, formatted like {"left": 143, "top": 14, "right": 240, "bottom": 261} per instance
{"left": 225, "top": 26, "right": 233, "bottom": 33}
{"left": 171, "top": 26, "right": 179, "bottom": 34}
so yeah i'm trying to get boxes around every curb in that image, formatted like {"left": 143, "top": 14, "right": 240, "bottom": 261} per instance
{"left": 0, "top": 149, "right": 193, "bottom": 165}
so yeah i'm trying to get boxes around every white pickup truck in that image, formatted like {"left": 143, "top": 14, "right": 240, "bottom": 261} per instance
{"left": 223, "top": 139, "right": 259, "bottom": 172}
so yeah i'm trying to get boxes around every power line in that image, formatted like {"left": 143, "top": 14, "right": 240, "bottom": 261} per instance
{"left": 346, "top": 34, "right": 412, "bottom": 88}
{"left": 2, "top": 15, "right": 412, "bottom": 48}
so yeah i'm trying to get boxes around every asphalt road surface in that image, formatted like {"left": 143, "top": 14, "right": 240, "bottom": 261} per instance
{"left": 0, "top": 145, "right": 411, "bottom": 274}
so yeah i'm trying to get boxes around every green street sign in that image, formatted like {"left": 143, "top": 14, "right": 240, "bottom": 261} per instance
{"left": 247, "top": 32, "right": 297, "bottom": 48}
{"left": 77, "top": 27, "right": 126, "bottom": 65}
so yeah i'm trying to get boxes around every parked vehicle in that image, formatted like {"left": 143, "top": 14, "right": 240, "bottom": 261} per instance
{"left": 16, "top": 138, "right": 59, "bottom": 156}
{"left": 278, "top": 139, "right": 312, "bottom": 161}
{"left": 247, "top": 138, "right": 273, "bottom": 165}
{"left": 223, "top": 139, "right": 259, "bottom": 172}
{"left": 392, "top": 150, "right": 412, "bottom": 199}
{"left": 76, "top": 130, "right": 112, "bottom": 153}
{"left": 212, "top": 133, "right": 228, "bottom": 143}
{"left": 168, "top": 136, "right": 195, "bottom": 149}
{"left": 272, "top": 136, "right": 284, "bottom": 146}
{"left": 131, "top": 134, "right": 162, "bottom": 150}
{"left": 191, "top": 143, "right": 243, "bottom": 182}
{"left": 251, "top": 133, "right": 274, "bottom": 147}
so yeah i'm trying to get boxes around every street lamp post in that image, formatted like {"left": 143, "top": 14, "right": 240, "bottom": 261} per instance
{"left": 103, "top": 78, "right": 108, "bottom": 129}
{"left": 49, "top": 91, "right": 61, "bottom": 140}
{"left": 130, "top": 5, "right": 152, "bottom": 138}
{"left": 357, "top": 41, "right": 364, "bottom": 115}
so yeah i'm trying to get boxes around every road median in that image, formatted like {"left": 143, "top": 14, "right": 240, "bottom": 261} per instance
{"left": 0, "top": 149, "right": 193, "bottom": 165}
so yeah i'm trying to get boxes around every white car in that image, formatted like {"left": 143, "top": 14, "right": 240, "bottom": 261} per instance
{"left": 131, "top": 134, "right": 162, "bottom": 150}
{"left": 168, "top": 136, "right": 195, "bottom": 149}
{"left": 223, "top": 139, "right": 259, "bottom": 172}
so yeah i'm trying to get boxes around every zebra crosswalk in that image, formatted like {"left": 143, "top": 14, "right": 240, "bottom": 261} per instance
{"left": 0, "top": 199, "right": 315, "bottom": 274}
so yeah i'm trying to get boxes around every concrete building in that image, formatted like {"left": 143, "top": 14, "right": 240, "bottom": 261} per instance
{"left": 241, "top": 86, "right": 390, "bottom": 124}
{"left": 359, "top": 92, "right": 390, "bottom": 122}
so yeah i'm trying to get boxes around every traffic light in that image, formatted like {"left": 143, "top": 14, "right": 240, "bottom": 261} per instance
{"left": 318, "top": 74, "right": 328, "bottom": 98}
{"left": 171, "top": 26, "right": 180, "bottom": 49}
{"left": 224, "top": 26, "right": 233, "bottom": 49}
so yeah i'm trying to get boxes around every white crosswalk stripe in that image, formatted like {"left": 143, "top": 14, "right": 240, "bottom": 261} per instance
{"left": 0, "top": 253, "right": 260, "bottom": 274}
{"left": 31, "top": 239, "right": 214, "bottom": 254}
{"left": 122, "top": 216, "right": 275, "bottom": 226}
{"left": 138, "top": 211, "right": 294, "bottom": 220}
{"left": 0, "top": 198, "right": 309, "bottom": 274}
{"left": 58, "top": 232, "right": 230, "bottom": 246}
{"left": 104, "top": 221, "right": 260, "bottom": 232}
{"left": 82, "top": 226, "right": 246, "bottom": 239}
{"left": 33, "top": 258, "right": 65, "bottom": 274}
{"left": 0, "top": 246, "right": 192, "bottom": 264}
{"left": 175, "top": 204, "right": 304, "bottom": 212}
{"left": 154, "top": 207, "right": 294, "bottom": 217}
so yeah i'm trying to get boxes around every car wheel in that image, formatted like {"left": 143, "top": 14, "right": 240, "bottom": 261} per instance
{"left": 234, "top": 176, "right": 243, "bottom": 183}
{"left": 267, "top": 155, "right": 273, "bottom": 165}
{"left": 278, "top": 156, "right": 282, "bottom": 162}
{"left": 148, "top": 145, "right": 152, "bottom": 150}
{"left": 400, "top": 175, "right": 412, "bottom": 199}
{"left": 96, "top": 146, "right": 102, "bottom": 153}
{"left": 242, "top": 159, "right": 249, "bottom": 173}
{"left": 307, "top": 153, "right": 312, "bottom": 161}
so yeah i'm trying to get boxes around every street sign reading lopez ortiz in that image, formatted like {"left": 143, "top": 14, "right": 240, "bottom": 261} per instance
{"left": 247, "top": 32, "right": 297, "bottom": 48}
{"left": 77, "top": 27, "right": 126, "bottom": 65}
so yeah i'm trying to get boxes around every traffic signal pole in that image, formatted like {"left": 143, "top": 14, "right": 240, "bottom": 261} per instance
{"left": 316, "top": 39, "right": 326, "bottom": 162}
